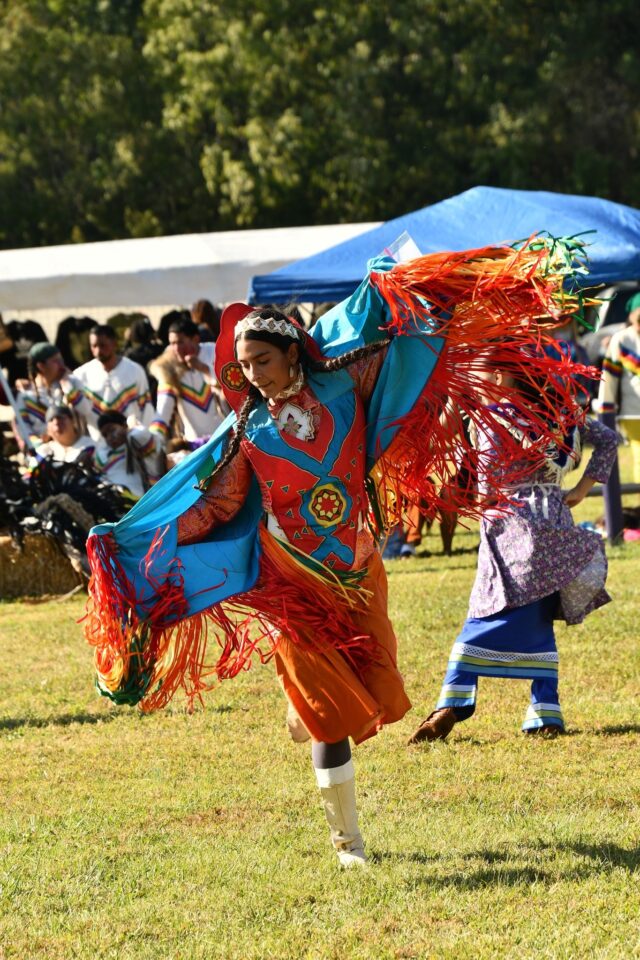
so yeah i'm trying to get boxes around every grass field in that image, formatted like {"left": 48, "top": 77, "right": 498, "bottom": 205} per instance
{"left": 1, "top": 474, "right": 639, "bottom": 958}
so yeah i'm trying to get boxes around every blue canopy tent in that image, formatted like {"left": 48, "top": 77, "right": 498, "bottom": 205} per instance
{"left": 249, "top": 186, "right": 640, "bottom": 304}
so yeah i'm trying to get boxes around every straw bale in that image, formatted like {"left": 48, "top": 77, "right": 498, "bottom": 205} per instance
{"left": 0, "top": 533, "right": 82, "bottom": 598}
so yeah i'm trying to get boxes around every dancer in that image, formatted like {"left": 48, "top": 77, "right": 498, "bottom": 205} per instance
{"left": 85, "top": 239, "right": 595, "bottom": 865}
{"left": 409, "top": 361, "right": 617, "bottom": 744}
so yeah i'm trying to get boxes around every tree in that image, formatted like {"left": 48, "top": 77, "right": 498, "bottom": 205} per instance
{"left": 0, "top": 0, "right": 638, "bottom": 248}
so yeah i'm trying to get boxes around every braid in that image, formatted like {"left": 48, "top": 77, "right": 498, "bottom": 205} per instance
{"left": 306, "top": 338, "right": 389, "bottom": 373}
{"left": 197, "top": 386, "right": 260, "bottom": 491}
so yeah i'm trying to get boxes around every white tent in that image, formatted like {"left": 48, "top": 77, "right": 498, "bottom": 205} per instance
{"left": 0, "top": 223, "right": 380, "bottom": 313}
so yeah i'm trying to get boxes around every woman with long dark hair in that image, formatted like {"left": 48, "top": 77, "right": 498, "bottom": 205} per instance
{"left": 85, "top": 240, "right": 595, "bottom": 866}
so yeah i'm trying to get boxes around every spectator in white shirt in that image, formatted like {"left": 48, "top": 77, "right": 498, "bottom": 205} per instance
{"left": 150, "top": 317, "right": 227, "bottom": 443}
{"left": 94, "top": 410, "right": 165, "bottom": 503}
{"left": 73, "top": 325, "right": 154, "bottom": 440}
{"left": 30, "top": 404, "right": 95, "bottom": 466}
{"left": 14, "top": 343, "right": 86, "bottom": 449}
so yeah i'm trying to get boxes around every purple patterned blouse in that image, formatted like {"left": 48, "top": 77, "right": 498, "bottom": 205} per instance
{"left": 468, "top": 417, "right": 618, "bottom": 625}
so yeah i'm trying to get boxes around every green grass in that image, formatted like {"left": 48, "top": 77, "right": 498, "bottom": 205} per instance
{"left": 1, "top": 461, "right": 639, "bottom": 959}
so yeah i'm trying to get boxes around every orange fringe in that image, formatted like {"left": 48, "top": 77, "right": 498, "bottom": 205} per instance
{"left": 86, "top": 526, "right": 377, "bottom": 713}
{"left": 85, "top": 237, "right": 599, "bottom": 711}
{"left": 367, "top": 240, "right": 600, "bottom": 528}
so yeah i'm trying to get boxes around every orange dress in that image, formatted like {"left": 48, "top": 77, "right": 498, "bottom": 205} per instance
{"left": 177, "top": 355, "right": 410, "bottom": 744}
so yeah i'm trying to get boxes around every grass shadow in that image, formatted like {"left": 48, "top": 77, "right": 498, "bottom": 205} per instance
{"left": 566, "top": 841, "right": 640, "bottom": 870}
{"left": 461, "top": 842, "right": 640, "bottom": 871}
{"left": 375, "top": 840, "right": 640, "bottom": 887}
{"left": 370, "top": 850, "right": 438, "bottom": 866}
{"left": 0, "top": 711, "right": 117, "bottom": 732}
{"left": 592, "top": 724, "right": 640, "bottom": 736}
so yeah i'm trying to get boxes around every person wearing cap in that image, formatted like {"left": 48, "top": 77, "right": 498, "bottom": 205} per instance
{"left": 93, "top": 410, "right": 165, "bottom": 503}
{"left": 14, "top": 342, "right": 85, "bottom": 449}
{"left": 72, "top": 324, "right": 155, "bottom": 442}
{"left": 84, "top": 239, "right": 594, "bottom": 868}
{"left": 596, "top": 292, "right": 640, "bottom": 485}
{"left": 29, "top": 405, "right": 95, "bottom": 467}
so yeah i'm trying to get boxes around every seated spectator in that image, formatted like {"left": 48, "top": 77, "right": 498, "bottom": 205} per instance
{"left": 157, "top": 308, "right": 191, "bottom": 347}
{"left": 123, "top": 316, "right": 164, "bottom": 367}
{"left": 15, "top": 343, "right": 85, "bottom": 449}
{"left": 30, "top": 405, "right": 95, "bottom": 466}
{"left": 165, "top": 435, "right": 210, "bottom": 469}
{"left": 0, "top": 314, "right": 12, "bottom": 356}
{"left": 149, "top": 316, "right": 227, "bottom": 443}
{"left": 0, "top": 315, "right": 48, "bottom": 386}
{"left": 94, "top": 411, "right": 165, "bottom": 503}
{"left": 54, "top": 315, "right": 95, "bottom": 369}
{"left": 72, "top": 324, "right": 154, "bottom": 440}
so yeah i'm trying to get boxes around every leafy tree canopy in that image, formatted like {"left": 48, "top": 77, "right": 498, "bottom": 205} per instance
{"left": 0, "top": 0, "right": 638, "bottom": 247}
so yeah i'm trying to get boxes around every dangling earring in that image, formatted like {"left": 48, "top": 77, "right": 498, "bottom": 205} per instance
{"left": 289, "top": 364, "right": 296, "bottom": 378}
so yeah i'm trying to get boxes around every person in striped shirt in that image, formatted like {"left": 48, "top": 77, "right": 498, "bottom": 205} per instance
{"left": 72, "top": 325, "right": 154, "bottom": 441}
{"left": 93, "top": 411, "right": 165, "bottom": 503}
{"left": 596, "top": 292, "right": 640, "bottom": 484}
{"left": 149, "top": 317, "right": 227, "bottom": 444}
{"left": 28, "top": 404, "right": 95, "bottom": 467}
{"left": 14, "top": 343, "right": 85, "bottom": 450}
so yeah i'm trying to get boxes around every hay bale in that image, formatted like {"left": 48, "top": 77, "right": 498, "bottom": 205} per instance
{"left": 0, "top": 533, "right": 83, "bottom": 599}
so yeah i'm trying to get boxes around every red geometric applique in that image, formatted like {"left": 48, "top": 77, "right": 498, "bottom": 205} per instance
{"left": 221, "top": 361, "right": 246, "bottom": 392}
{"left": 309, "top": 484, "right": 347, "bottom": 527}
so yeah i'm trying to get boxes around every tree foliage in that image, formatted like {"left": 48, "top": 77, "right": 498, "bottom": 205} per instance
{"left": 0, "top": 0, "right": 638, "bottom": 247}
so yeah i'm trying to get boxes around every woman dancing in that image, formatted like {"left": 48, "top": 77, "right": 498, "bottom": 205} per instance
{"left": 85, "top": 239, "right": 595, "bottom": 866}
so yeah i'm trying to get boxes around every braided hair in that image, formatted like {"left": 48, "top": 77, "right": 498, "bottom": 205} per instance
{"left": 200, "top": 308, "right": 389, "bottom": 488}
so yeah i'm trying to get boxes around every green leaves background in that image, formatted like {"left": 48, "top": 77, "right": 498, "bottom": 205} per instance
{"left": 1, "top": 0, "right": 638, "bottom": 248}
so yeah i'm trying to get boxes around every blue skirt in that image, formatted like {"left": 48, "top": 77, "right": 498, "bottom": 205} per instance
{"left": 435, "top": 595, "right": 563, "bottom": 728}
{"left": 443, "top": 595, "right": 559, "bottom": 683}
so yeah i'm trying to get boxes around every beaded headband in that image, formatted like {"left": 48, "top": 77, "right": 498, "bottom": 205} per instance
{"left": 234, "top": 311, "right": 301, "bottom": 341}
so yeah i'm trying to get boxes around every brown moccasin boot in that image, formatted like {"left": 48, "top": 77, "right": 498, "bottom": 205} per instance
{"left": 408, "top": 707, "right": 457, "bottom": 745}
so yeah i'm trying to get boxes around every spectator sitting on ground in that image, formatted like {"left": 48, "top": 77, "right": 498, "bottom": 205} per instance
{"left": 30, "top": 405, "right": 95, "bottom": 467}
{"left": 54, "top": 315, "right": 95, "bottom": 369}
{"left": 165, "top": 435, "right": 210, "bottom": 469}
{"left": 0, "top": 314, "right": 48, "bottom": 386}
{"left": 157, "top": 308, "right": 191, "bottom": 347}
{"left": 149, "top": 316, "right": 228, "bottom": 444}
{"left": 72, "top": 324, "right": 155, "bottom": 441}
{"left": 94, "top": 411, "right": 165, "bottom": 504}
